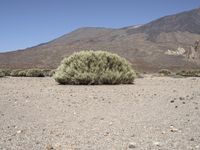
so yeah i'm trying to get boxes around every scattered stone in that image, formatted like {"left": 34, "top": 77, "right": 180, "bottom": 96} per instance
{"left": 128, "top": 142, "right": 136, "bottom": 149}
{"left": 170, "top": 126, "right": 179, "bottom": 132}
{"left": 17, "top": 130, "right": 22, "bottom": 134}
{"left": 190, "top": 138, "right": 195, "bottom": 141}
{"left": 170, "top": 100, "right": 175, "bottom": 103}
{"left": 46, "top": 145, "right": 54, "bottom": 150}
{"left": 131, "top": 134, "right": 135, "bottom": 137}
{"left": 179, "top": 97, "right": 185, "bottom": 100}
{"left": 153, "top": 141, "right": 161, "bottom": 146}
{"left": 182, "top": 102, "right": 186, "bottom": 104}
{"left": 175, "top": 106, "right": 178, "bottom": 108}
{"left": 161, "top": 131, "right": 166, "bottom": 134}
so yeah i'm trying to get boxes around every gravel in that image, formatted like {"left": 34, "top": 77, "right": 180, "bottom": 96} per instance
{"left": 0, "top": 76, "right": 200, "bottom": 150}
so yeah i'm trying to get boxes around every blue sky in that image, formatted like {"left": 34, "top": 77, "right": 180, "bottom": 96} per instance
{"left": 0, "top": 0, "right": 200, "bottom": 52}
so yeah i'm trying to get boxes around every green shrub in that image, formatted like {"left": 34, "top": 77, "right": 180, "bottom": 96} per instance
{"left": 54, "top": 50, "right": 136, "bottom": 85}
{"left": 0, "top": 71, "right": 5, "bottom": 77}
{"left": 158, "top": 69, "right": 172, "bottom": 76}
{"left": 48, "top": 69, "right": 56, "bottom": 77}
{"left": 10, "top": 69, "right": 23, "bottom": 77}
{"left": 0, "top": 69, "right": 11, "bottom": 76}
{"left": 26, "top": 69, "right": 45, "bottom": 77}
{"left": 41, "top": 69, "right": 51, "bottom": 77}
{"left": 176, "top": 70, "right": 200, "bottom": 77}
{"left": 18, "top": 70, "right": 28, "bottom": 77}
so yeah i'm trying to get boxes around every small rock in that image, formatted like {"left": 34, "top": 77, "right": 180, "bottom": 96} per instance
{"left": 179, "top": 97, "right": 185, "bottom": 100}
{"left": 129, "top": 142, "right": 136, "bottom": 149}
{"left": 182, "top": 102, "right": 186, "bottom": 104}
{"left": 161, "top": 131, "right": 166, "bottom": 134}
{"left": 17, "top": 130, "right": 22, "bottom": 134}
{"left": 190, "top": 138, "right": 195, "bottom": 141}
{"left": 131, "top": 134, "right": 135, "bottom": 137}
{"left": 153, "top": 141, "right": 161, "bottom": 146}
{"left": 170, "top": 100, "right": 175, "bottom": 103}
{"left": 170, "top": 126, "right": 179, "bottom": 132}
{"left": 175, "top": 106, "right": 178, "bottom": 108}
{"left": 46, "top": 145, "right": 54, "bottom": 150}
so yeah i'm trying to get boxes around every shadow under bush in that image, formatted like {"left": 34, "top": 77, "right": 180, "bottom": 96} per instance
{"left": 54, "top": 50, "right": 136, "bottom": 85}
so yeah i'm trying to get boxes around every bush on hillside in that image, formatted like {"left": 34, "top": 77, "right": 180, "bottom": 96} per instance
{"left": 26, "top": 69, "right": 45, "bottom": 77}
{"left": 158, "top": 69, "right": 172, "bottom": 76}
{"left": 54, "top": 50, "right": 136, "bottom": 85}
{"left": 176, "top": 70, "right": 200, "bottom": 77}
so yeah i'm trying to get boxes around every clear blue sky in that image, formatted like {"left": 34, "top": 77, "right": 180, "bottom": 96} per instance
{"left": 1, "top": 0, "right": 200, "bottom": 52}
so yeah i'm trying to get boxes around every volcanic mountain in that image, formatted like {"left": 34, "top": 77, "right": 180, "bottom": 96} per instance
{"left": 1, "top": 7, "right": 200, "bottom": 72}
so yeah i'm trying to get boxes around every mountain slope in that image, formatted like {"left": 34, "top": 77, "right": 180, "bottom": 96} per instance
{"left": 0, "top": 8, "right": 200, "bottom": 71}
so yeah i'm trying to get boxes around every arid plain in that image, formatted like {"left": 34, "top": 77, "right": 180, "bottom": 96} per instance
{"left": 0, "top": 76, "right": 200, "bottom": 150}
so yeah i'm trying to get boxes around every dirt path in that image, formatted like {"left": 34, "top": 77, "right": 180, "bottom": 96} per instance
{"left": 0, "top": 76, "right": 200, "bottom": 150}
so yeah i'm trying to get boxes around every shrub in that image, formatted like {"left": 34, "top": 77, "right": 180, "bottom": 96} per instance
{"left": 0, "top": 69, "right": 11, "bottom": 76}
{"left": 18, "top": 70, "right": 28, "bottom": 77}
{"left": 10, "top": 69, "right": 23, "bottom": 77}
{"left": 0, "top": 71, "right": 5, "bottom": 77}
{"left": 176, "top": 70, "right": 200, "bottom": 77}
{"left": 41, "top": 69, "right": 51, "bottom": 77}
{"left": 26, "top": 69, "right": 45, "bottom": 77}
{"left": 158, "top": 69, "right": 172, "bottom": 76}
{"left": 54, "top": 50, "right": 136, "bottom": 85}
{"left": 48, "top": 69, "right": 56, "bottom": 77}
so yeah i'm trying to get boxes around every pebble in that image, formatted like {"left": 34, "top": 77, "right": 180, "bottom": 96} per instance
{"left": 17, "top": 130, "right": 22, "bottom": 134}
{"left": 190, "top": 138, "right": 195, "bottom": 141}
{"left": 170, "top": 126, "right": 179, "bottom": 132}
{"left": 170, "top": 100, "right": 175, "bottom": 103}
{"left": 153, "top": 141, "right": 161, "bottom": 146}
{"left": 129, "top": 142, "right": 136, "bottom": 149}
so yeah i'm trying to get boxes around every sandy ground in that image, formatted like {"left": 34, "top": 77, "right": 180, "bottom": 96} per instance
{"left": 0, "top": 76, "right": 200, "bottom": 150}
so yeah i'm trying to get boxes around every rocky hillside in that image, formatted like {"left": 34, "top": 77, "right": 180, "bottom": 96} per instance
{"left": 0, "top": 8, "right": 200, "bottom": 72}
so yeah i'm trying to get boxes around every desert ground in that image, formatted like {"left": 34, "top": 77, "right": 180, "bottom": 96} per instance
{"left": 0, "top": 76, "right": 200, "bottom": 150}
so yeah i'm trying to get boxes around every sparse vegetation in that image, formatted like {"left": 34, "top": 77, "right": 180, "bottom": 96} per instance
{"left": 26, "top": 69, "right": 45, "bottom": 77}
{"left": 176, "top": 70, "right": 200, "bottom": 77}
{"left": 54, "top": 50, "right": 136, "bottom": 85}
{"left": 48, "top": 69, "right": 56, "bottom": 77}
{"left": 18, "top": 70, "right": 28, "bottom": 77}
{"left": 158, "top": 69, "right": 172, "bottom": 76}
{"left": 0, "top": 70, "right": 5, "bottom": 77}
{"left": 10, "top": 69, "right": 23, "bottom": 77}
{"left": 0, "top": 69, "right": 11, "bottom": 76}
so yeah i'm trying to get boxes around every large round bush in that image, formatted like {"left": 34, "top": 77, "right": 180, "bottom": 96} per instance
{"left": 54, "top": 51, "right": 136, "bottom": 85}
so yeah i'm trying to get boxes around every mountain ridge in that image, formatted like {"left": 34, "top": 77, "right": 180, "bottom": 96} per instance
{"left": 0, "top": 7, "right": 200, "bottom": 72}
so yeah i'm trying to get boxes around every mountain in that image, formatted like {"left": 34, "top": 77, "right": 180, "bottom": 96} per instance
{"left": 1, "top": 8, "right": 200, "bottom": 72}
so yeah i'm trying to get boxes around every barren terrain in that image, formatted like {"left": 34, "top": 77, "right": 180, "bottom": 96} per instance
{"left": 0, "top": 76, "right": 200, "bottom": 150}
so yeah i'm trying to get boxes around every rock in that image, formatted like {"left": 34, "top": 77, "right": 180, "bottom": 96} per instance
{"left": 129, "top": 142, "right": 136, "bottom": 149}
{"left": 170, "top": 126, "right": 179, "bottom": 132}
{"left": 190, "top": 138, "right": 195, "bottom": 141}
{"left": 17, "top": 130, "right": 22, "bottom": 134}
{"left": 170, "top": 100, "right": 175, "bottom": 103}
{"left": 153, "top": 141, "right": 161, "bottom": 146}
{"left": 46, "top": 145, "right": 54, "bottom": 150}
